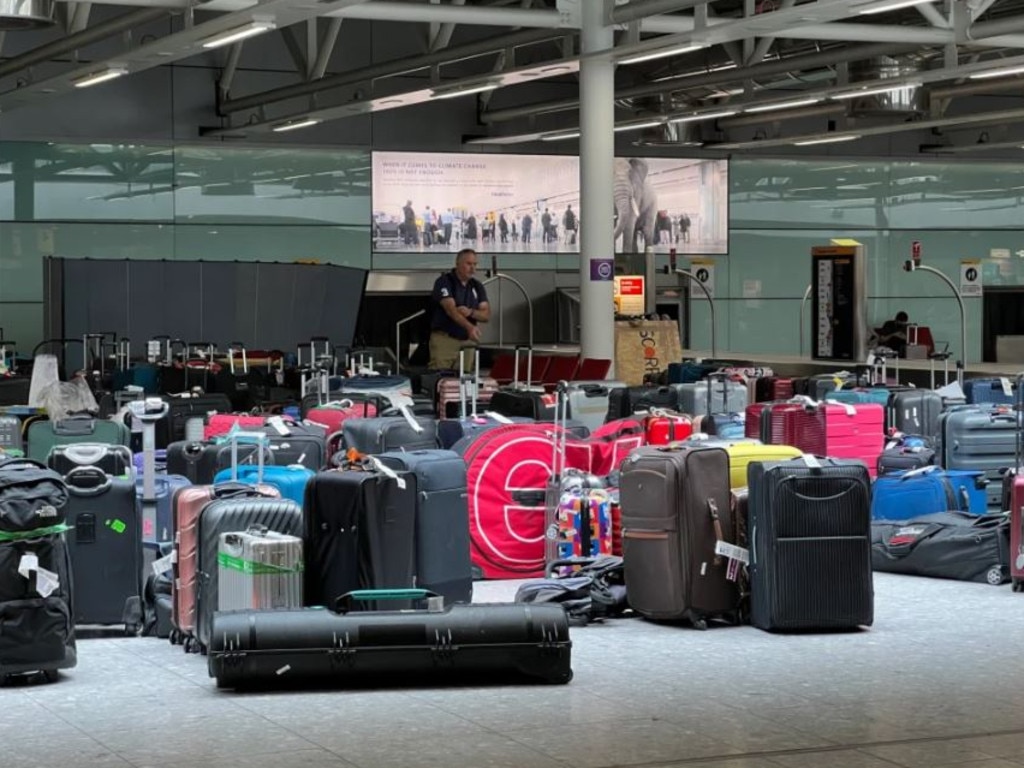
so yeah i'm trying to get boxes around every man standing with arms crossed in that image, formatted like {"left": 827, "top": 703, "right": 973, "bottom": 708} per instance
{"left": 429, "top": 248, "right": 491, "bottom": 370}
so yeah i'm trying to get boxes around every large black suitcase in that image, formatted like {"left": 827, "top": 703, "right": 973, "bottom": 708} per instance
{"left": 166, "top": 440, "right": 270, "bottom": 485}
{"left": 618, "top": 444, "right": 741, "bottom": 628}
{"left": 748, "top": 456, "right": 874, "bottom": 631}
{"left": 195, "top": 496, "right": 303, "bottom": 652}
{"left": 261, "top": 422, "right": 327, "bottom": 470}
{"left": 341, "top": 415, "right": 438, "bottom": 455}
{"left": 145, "top": 393, "right": 233, "bottom": 449}
{"left": 871, "top": 512, "right": 1010, "bottom": 585}
{"left": 207, "top": 591, "right": 572, "bottom": 690}
{"left": 376, "top": 450, "right": 473, "bottom": 604}
{"left": 606, "top": 386, "right": 680, "bottom": 421}
{"left": 64, "top": 467, "right": 144, "bottom": 632}
{"left": 488, "top": 388, "right": 557, "bottom": 421}
{"left": 303, "top": 465, "right": 418, "bottom": 609}
{"left": 0, "top": 459, "right": 76, "bottom": 682}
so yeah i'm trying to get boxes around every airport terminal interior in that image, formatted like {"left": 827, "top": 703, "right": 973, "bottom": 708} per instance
{"left": 2, "top": 0, "right": 1024, "bottom": 766}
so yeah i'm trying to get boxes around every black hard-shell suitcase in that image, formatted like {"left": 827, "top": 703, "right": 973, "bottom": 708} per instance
{"left": 377, "top": 450, "right": 473, "bottom": 604}
{"left": 195, "top": 496, "right": 303, "bottom": 652}
{"left": 618, "top": 444, "right": 741, "bottom": 628}
{"left": 606, "top": 386, "right": 680, "bottom": 421}
{"left": 488, "top": 388, "right": 557, "bottom": 421}
{"left": 303, "top": 465, "right": 418, "bottom": 609}
{"left": 207, "top": 591, "right": 572, "bottom": 690}
{"left": 166, "top": 440, "right": 270, "bottom": 485}
{"left": 0, "top": 459, "right": 76, "bottom": 682}
{"left": 149, "top": 393, "right": 233, "bottom": 449}
{"left": 342, "top": 415, "right": 438, "bottom": 455}
{"left": 876, "top": 445, "right": 936, "bottom": 475}
{"left": 887, "top": 389, "right": 943, "bottom": 439}
{"left": 64, "top": 467, "right": 144, "bottom": 632}
{"left": 748, "top": 456, "right": 874, "bottom": 632}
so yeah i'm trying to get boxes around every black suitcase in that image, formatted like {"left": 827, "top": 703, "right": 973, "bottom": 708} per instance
{"left": 166, "top": 440, "right": 270, "bottom": 485}
{"left": 748, "top": 456, "right": 874, "bottom": 632}
{"left": 147, "top": 393, "right": 233, "bottom": 449}
{"left": 877, "top": 445, "right": 936, "bottom": 475}
{"left": 261, "top": 422, "right": 327, "bottom": 470}
{"left": 0, "top": 459, "right": 77, "bottom": 682}
{"left": 606, "top": 386, "right": 680, "bottom": 421}
{"left": 489, "top": 388, "right": 557, "bottom": 421}
{"left": 47, "top": 443, "right": 132, "bottom": 477}
{"left": 195, "top": 496, "right": 303, "bottom": 652}
{"left": 341, "top": 415, "right": 438, "bottom": 455}
{"left": 886, "top": 389, "right": 943, "bottom": 439}
{"left": 64, "top": 467, "right": 144, "bottom": 632}
{"left": 303, "top": 465, "right": 418, "bottom": 609}
{"left": 207, "top": 592, "right": 572, "bottom": 690}
{"left": 618, "top": 444, "right": 741, "bottom": 628}
{"left": 377, "top": 450, "right": 473, "bottom": 605}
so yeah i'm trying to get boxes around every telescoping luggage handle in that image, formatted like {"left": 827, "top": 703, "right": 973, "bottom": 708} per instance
{"left": 549, "top": 380, "right": 571, "bottom": 482}
{"left": 228, "top": 429, "right": 269, "bottom": 483}
{"left": 513, "top": 345, "right": 535, "bottom": 390}
{"left": 334, "top": 589, "right": 444, "bottom": 614}
{"left": 458, "top": 344, "right": 482, "bottom": 420}
{"left": 227, "top": 342, "right": 249, "bottom": 375}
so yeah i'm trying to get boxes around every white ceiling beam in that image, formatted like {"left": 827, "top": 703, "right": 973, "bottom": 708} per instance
{"left": 916, "top": 2, "right": 950, "bottom": 28}
{"left": 310, "top": 18, "right": 343, "bottom": 80}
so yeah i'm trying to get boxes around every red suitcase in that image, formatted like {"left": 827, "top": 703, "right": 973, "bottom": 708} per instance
{"left": 203, "top": 413, "right": 267, "bottom": 440}
{"left": 1007, "top": 377, "right": 1024, "bottom": 592}
{"left": 305, "top": 399, "right": 377, "bottom": 435}
{"left": 643, "top": 411, "right": 693, "bottom": 445}
{"left": 765, "top": 401, "right": 885, "bottom": 478}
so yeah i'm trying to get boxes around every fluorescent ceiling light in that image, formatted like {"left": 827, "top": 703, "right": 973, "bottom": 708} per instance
{"left": 793, "top": 134, "right": 862, "bottom": 146}
{"left": 73, "top": 66, "right": 128, "bottom": 89}
{"left": 432, "top": 83, "right": 499, "bottom": 100}
{"left": 744, "top": 97, "right": 822, "bottom": 113}
{"left": 671, "top": 109, "right": 737, "bottom": 124}
{"left": 614, "top": 120, "right": 664, "bottom": 133}
{"left": 620, "top": 43, "right": 708, "bottom": 66}
{"left": 832, "top": 81, "right": 921, "bottom": 99}
{"left": 201, "top": 20, "right": 276, "bottom": 50}
{"left": 969, "top": 65, "right": 1024, "bottom": 80}
{"left": 858, "top": 0, "right": 937, "bottom": 15}
{"left": 540, "top": 130, "right": 580, "bottom": 142}
{"left": 271, "top": 118, "right": 321, "bottom": 132}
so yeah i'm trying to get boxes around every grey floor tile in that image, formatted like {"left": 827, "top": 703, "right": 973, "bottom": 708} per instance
{"left": 4, "top": 734, "right": 132, "bottom": 768}
{"left": 131, "top": 748, "right": 357, "bottom": 768}
{"left": 767, "top": 749, "right": 915, "bottom": 768}
{"left": 862, "top": 740, "right": 1002, "bottom": 767}
{"left": 655, "top": 761, "right": 786, "bottom": 768}
{"left": 956, "top": 733, "right": 1024, "bottom": 760}
{"left": 426, "top": 686, "right": 634, "bottom": 729}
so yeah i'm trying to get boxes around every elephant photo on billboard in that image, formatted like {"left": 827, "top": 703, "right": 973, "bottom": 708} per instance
{"left": 613, "top": 158, "right": 658, "bottom": 254}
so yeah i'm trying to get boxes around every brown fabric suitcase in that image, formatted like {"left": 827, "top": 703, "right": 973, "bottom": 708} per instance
{"left": 619, "top": 444, "right": 741, "bottom": 628}
{"left": 170, "top": 482, "right": 280, "bottom": 652}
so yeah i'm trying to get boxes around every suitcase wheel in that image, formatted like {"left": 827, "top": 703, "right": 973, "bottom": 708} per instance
{"left": 1, "top": 668, "right": 59, "bottom": 687}
{"left": 1012, "top": 578, "right": 1023, "bottom": 593}
{"left": 986, "top": 566, "right": 1006, "bottom": 587}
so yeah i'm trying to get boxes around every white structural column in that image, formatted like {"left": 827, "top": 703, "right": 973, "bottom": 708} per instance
{"left": 578, "top": 0, "right": 616, "bottom": 366}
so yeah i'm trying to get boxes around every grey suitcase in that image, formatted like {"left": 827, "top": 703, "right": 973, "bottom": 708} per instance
{"left": 679, "top": 378, "right": 748, "bottom": 417}
{"left": 618, "top": 443, "right": 741, "bottom": 628}
{"left": 566, "top": 382, "right": 620, "bottom": 433}
{"left": 218, "top": 528, "right": 303, "bottom": 612}
{"left": 342, "top": 413, "right": 438, "bottom": 455}
{"left": 887, "top": 389, "right": 943, "bottom": 441}
{"left": 195, "top": 497, "right": 303, "bottom": 652}
{"left": 0, "top": 415, "right": 22, "bottom": 454}
{"left": 938, "top": 405, "right": 1017, "bottom": 509}
{"left": 64, "top": 467, "right": 144, "bottom": 633}
{"left": 377, "top": 449, "right": 473, "bottom": 604}
{"left": 26, "top": 415, "right": 131, "bottom": 462}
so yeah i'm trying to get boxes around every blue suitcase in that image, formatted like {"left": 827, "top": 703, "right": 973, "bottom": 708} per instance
{"left": 871, "top": 468, "right": 988, "bottom": 521}
{"left": 437, "top": 414, "right": 533, "bottom": 450}
{"left": 135, "top": 473, "right": 191, "bottom": 544}
{"left": 964, "top": 378, "right": 1017, "bottom": 406}
{"left": 827, "top": 388, "right": 892, "bottom": 407}
{"left": 214, "top": 465, "right": 315, "bottom": 507}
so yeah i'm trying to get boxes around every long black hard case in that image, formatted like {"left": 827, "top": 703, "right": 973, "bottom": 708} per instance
{"left": 195, "top": 497, "right": 303, "bottom": 652}
{"left": 303, "top": 467, "right": 417, "bottom": 609}
{"left": 207, "top": 596, "right": 572, "bottom": 690}
{"left": 376, "top": 450, "right": 473, "bottom": 605}
{"left": 149, "top": 393, "right": 233, "bottom": 449}
{"left": 64, "top": 468, "right": 144, "bottom": 632}
{"left": 748, "top": 457, "right": 874, "bottom": 632}
{"left": 0, "top": 459, "right": 76, "bottom": 681}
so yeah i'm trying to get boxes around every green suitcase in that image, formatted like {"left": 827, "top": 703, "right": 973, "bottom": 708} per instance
{"left": 27, "top": 416, "right": 131, "bottom": 462}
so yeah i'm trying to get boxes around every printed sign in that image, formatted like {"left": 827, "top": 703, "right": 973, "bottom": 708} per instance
{"left": 614, "top": 275, "right": 645, "bottom": 315}
{"left": 960, "top": 260, "right": 982, "bottom": 298}
{"left": 689, "top": 259, "right": 715, "bottom": 299}
{"left": 590, "top": 258, "right": 614, "bottom": 282}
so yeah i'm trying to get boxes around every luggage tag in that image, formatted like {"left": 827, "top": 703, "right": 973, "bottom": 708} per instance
{"left": 397, "top": 404, "right": 424, "bottom": 433}
{"left": 151, "top": 551, "right": 175, "bottom": 577}
{"left": 18, "top": 553, "right": 60, "bottom": 598}
{"left": 1001, "top": 378, "right": 1014, "bottom": 398}
{"left": 367, "top": 456, "right": 407, "bottom": 490}
{"left": 483, "top": 411, "right": 514, "bottom": 424}
{"left": 266, "top": 416, "right": 291, "bottom": 436}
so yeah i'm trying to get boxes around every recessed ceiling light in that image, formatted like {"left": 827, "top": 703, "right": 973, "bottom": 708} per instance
{"left": 832, "top": 81, "right": 921, "bottom": 99}
{"left": 619, "top": 43, "right": 709, "bottom": 66}
{"left": 793, "top": 134, "right": 862, "bottom": 146}
{"left": 72, "top": 66, "right": 129, "bottom": 88}
{"left": 200, "top": 20, "right": 277, "bottom": 50}
{"left": 744, "top": 97, "right": 822, "bottom": 113}
{"left": 271, "top": 117, "right": 321, "bottom": 132}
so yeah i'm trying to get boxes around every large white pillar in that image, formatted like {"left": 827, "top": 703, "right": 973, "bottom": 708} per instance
{"left": 578, "top": 0, "right": 616, "bottom": 367}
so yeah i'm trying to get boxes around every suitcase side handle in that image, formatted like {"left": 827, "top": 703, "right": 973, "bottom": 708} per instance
{"left": 334, "top": 589, "right": 442, "bottom": 614}
{"left": 52, "top": 416, "right": 97, "bottom": 436}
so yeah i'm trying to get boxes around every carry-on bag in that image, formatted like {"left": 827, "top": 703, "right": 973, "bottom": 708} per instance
{"left": 194, "top": 496, "right": 302, "bottom": 651}
{"left": 27, "top": 415, "right": 131, "bottom": 462}
{"left": 203, "top": 413, "right": 268, "bottom": 441}
{"left": 1002, "top": 374, "right": 1024, "bottom": 591}
{"left": 871, "top": 512, "right": 1009, "bottom": 585}
{"left": 877, "top": 443, "right": 936, "bottom": 475}
{"left": 643, "top": 410, "right": 693, "bottom": 446}
{"left": 618, "top": 443, "right": 741, "bottom": 628}
{"left": 887, "top": 389, "right": 943, "bottom": 440}
{"left": 304, "top": 399, "right": 378, "bottom": 435}
{"left": 682, "top": 435, "right": 802, "bottom": 489}
{"left": 871, "top": 467, "right": 987, "bottom": 521}
{"left": 302, "top": 460, "right": 418, "bottom": 609}
{"left": 0, "top": 458, "right": 76, "bottom": 682}
{"left": 376, "top": 449, "right": 472, "bottom": 605}
{"left": 678, "top": 375, "right": 748, "bottom": 417}
{"left": 964, "top": 377, "right": 1017, "bottom": 406}
{"left": 207, "top": 590, "right": 573, "bottom": 690}
{"left": 940, "top": 405, "right": 1018, "bottom": 509}
{"left": 63, "top": 467, "right": 143, "bottom": 632}
{"left": 213, "top": 464, "right": 314, "bottom": 507}
{"left": 342, "top": 411, "right": 438, "bottom": 455}
{"left": 217, "top": 528, "right": 304, "bottom": 611}
{"left": 47, "top": 442, "right": 132, "bottom": 477}
{"left": 748, "top": 456, "right": 873, "bottom": 632}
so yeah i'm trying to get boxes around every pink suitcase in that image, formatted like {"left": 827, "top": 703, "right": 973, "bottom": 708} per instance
{"left": 305, "top": 400, "right": 377, "bottom": 435}
{"left": 769, "top": 401, "right": 885, "bottom": 478}
{"left": 203, "top": 414, "right": 267, "bottom": 440}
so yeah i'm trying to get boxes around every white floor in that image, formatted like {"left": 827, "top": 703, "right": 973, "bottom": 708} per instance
{"left": 5, "top": 573, "right": 1024, "bottom": 768}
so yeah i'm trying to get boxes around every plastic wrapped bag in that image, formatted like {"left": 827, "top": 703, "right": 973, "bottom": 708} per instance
{"left": 28, "top": 354, "right": 60, "bottom": 407}
{"left": 37, "top": 375, "right": 99, "bottom": 423}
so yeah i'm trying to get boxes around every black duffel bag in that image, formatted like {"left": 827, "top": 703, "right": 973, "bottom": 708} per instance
{"left": 871, "top": 512, "right": 1010, "bottom": 586}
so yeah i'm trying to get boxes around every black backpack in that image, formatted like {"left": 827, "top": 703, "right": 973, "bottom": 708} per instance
{"left": 514, "top": 556, "right": 631, "bottom": 625}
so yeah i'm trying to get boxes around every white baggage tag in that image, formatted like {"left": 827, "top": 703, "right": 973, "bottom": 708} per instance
{"left": 801, "top": 453, "right": 822, "bottom": 469}
{"left": 368, "top": 456, "right": 407, "bottom": 490}
{"left": 885, "top": 440, "right": 898, "bottom": 451}
{"left": 1001, "top": 378, "right": 1014, "bottom": 398}
{"left": 152, "top": 553, "right": 175, "bottom": 577}
{"left": 388, "top": 393, "right": 415, "bottom": 410}
{"left": 266, "top": 416, "right": 291, "bottom": 436}
{"left": 34, "top": 567, "right": 59, "bottom": 598}
{"left": 17, "top": 553, "right": 38, "bottom": 579}
{"left": 398, "top": 405, "right": 423, "bottom": 433}
{"left": 483, "top": 411, "right": 513, "bottom": 424}
{"left": 714, "top": 541, "right": 750, "bottom": 565}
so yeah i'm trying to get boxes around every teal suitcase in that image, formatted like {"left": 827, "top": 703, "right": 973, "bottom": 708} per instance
{"left": 27, "top": 416, "right": 131, "bottom": 462}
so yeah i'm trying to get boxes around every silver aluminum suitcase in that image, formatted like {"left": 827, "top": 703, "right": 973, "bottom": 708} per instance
{"left": 679, "top": 380, "right": 748, "bottom": 417}
{"left": 566, "top": 381, "right": 623, "bottom": 432}
{"left": 218, "top": 528, "right": 304, "bottom": 612}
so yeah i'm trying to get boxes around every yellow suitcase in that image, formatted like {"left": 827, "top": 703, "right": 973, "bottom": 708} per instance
{"left": 678, "top": 437, "right": 803, "bottom": 488}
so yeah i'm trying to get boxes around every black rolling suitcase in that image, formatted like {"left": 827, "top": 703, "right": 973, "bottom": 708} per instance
{"left": 748, "top": 456, "right": 874, "bottom": 632}
{"left": 47, "top": 443, "right": 132, "bottom": 477}
{"left": 166, "top": 440, "right": 270, "bottom": 485}
{"left": 64, "top": 467, "right": 144, "bottom": 633}
{"left": 341, "top": 413, "right": 438, "bottom": 455}
{"left": 0, "top": 459, "right": 76, "bottom": 683}
{"left": 194, "top": 495, "right": 303, "bottom": 652}
{"left": 303, "top": 462, "right": 418, "bottom": 609}
{"left": 207, "top": 590, "right": 572, "bottom": 690}
{"left": 606, "top": 386, "right": 680, "bottom": 420}
{"left": 261, "top": 422, "right": 327, "bottom": 470}
{"left": 618, "top": 444, "right": 741, "bottom": 629}
{"left": 147, "top": 393, "right": 233, "bottom": 449}
{"left": 377, "top": 449, "right": 473, "bottom": 604}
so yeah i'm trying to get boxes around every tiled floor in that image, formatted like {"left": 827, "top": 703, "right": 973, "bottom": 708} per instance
{"left": 5, "top": 572, "right": 1024, "bottom": 768}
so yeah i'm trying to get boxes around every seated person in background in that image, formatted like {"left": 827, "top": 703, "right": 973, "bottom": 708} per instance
{"left": 872, "top": 311, "right": 910, "bottom": 357}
